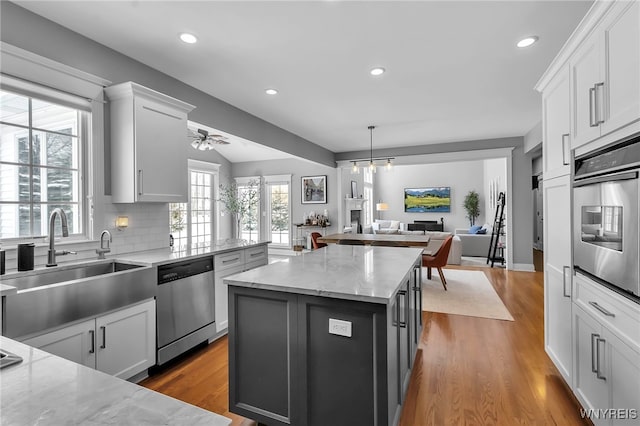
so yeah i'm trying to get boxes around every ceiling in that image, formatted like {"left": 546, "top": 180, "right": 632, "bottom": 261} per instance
{"left": 14, "top": 0, "right": 593, "bottom": 157}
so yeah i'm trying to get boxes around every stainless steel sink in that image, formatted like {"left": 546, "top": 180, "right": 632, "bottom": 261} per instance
{"left": 1, "top": 261, "right": 143, "bottom": 291}
{"left": 2, "top": 260, "right": 155, "bottom": 338}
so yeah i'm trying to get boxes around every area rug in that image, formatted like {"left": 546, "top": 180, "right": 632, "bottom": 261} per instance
{"left": 422, "top": 269, "right": 514, "bottom": 321}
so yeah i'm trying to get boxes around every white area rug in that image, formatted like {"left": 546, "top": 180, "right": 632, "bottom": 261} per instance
{"left": 422, "top": 269, "right": 514, "bottom": 321}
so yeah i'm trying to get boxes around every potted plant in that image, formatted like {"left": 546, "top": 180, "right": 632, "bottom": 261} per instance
{"left": 218, "top": 178, "right": 261, "bottom": 240}
{"left": 463, "top": 190, "right": 480, "bottom": 226}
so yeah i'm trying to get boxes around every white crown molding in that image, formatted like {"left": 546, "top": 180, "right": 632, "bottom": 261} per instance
{"left": 104, "top": 81, "right": 195, "bottom": 113}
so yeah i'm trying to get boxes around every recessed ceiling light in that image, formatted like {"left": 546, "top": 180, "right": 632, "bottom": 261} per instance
{"left": 179, "top": 33, "right": 198, "bottom": 44}
{"left": 370, "top": 67, "right": 386, "bottom": 76}
{"left": 265, "top": 88, "right": 278, "bottom": 95}
{"left": 517, "top": 36, "right": 539, "bottom": 48}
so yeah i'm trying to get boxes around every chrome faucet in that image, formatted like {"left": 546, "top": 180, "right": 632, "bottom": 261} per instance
{"left": 46, "top": 208, "right": 76, "bottom": 267}
{"left": 96, "top": 230, "right": 112, "bottom": 259}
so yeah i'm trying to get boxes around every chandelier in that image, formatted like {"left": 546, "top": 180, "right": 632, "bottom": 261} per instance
{"left": 350, "top": 125, "right": 393, "bottom": 174}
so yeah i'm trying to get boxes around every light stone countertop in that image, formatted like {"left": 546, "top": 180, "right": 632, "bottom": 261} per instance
{"left": 225, "top": 245, "right": 423, "bottom": 304}
{"left": 0, "top": 336, "right": 231, "bottom": 426}
{"left": 116, "top": 239, "right": 270, "bottom": 266}
{"left": 0, "top": 283, "right": 17, "bottom": 297}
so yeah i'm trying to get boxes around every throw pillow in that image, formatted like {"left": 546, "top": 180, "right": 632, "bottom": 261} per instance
{"left": 469, "top": 225, "right": 483, "bottom": 234}
{"left": 389, "top": 220, "right": 400, "bottom": 230}
{"left": 476, "top": 228, "right": 487, "bottom": 234}
{"left": 371, "top": 223, "right": 380, "bottom": 234}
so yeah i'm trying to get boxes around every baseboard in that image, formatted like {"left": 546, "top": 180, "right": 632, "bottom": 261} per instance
{"left": 513, "top": 263, "right": 536, "bottom": 272}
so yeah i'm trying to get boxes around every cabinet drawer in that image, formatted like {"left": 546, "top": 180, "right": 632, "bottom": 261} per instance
{"left": 574, "top": 272, "right": 640, "bottom": 347}
{"left": 215, "top": 250, "right": 245, "bottom": 271}
{"left": 244, "top": 245, "right": 267, "bottom": 264}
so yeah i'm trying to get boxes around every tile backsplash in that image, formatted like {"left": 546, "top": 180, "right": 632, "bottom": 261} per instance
{"left": 1, "top": 201, "right": 171, "bottom": 272}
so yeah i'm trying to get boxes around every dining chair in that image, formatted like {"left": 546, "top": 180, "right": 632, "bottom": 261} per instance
{"left": 422, "top": 235, "right": 453, "bottom": 290}
{"left": 310, "top": 232, "right": 327, "bottom": 249}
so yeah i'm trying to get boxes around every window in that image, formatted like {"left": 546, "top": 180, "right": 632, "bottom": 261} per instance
{"left": 0, "top": 90, "right": 85, "bottom": 239}
{"left": 237, "top": 178, "right": 260, "bottom": 242}
{"left": 169, "top": 160, "right": 218, "bottom": 250}
{"left": 363, "top": 168, "right": 373, "bottom": 224}
{"left": 265, "top": 175, "right": 291, "bottom": 247}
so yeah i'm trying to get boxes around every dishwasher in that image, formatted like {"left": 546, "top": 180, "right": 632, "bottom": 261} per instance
{"left": 156, "top": 257, "right": 215, "bottom": 365}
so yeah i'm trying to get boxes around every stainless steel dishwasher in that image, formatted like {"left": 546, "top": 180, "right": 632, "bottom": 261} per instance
{"left": 156, "top": 257, "right": 215, "bottom": 365}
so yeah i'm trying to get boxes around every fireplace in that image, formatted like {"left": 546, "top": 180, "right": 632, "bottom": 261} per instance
{"left": 350, "top": 210, "right": 362, "bottom": 233}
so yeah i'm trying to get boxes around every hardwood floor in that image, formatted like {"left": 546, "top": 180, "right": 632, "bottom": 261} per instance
{"left": 141, "top": 266, "right": 588, "bottom": 426}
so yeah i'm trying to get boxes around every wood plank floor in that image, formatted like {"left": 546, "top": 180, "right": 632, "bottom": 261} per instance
{"left": 141, "top": 266, "right": 589, "bottom": 426}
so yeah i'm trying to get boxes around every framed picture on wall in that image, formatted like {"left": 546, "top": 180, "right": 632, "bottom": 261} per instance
{"left": 404, "top": 187, "right": 451, "bottom": 212}
{"left": 302, "top": 175, "right": 327, "bottom": 204}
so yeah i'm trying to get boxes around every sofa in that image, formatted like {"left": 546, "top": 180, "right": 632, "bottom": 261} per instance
{"left": 454, "top": 227, "right": 493, "bottom": 257}
{"left": 361, "top": 221, "right": 461, "bottom": 265}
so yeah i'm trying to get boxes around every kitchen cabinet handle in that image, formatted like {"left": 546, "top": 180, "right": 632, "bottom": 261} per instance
{"left": 395, "top": 291, "right": 402, "bottom": 403}
{"left": 589, "top": 301, "right": 616, "bottom": 317}
{"left": 596, "top": 337, "right": 606, "bottom": 381}
{"left": 89, "top": 330, "right": 95, "bottom": 354}
{"left": 222, "top": 257, "right": 240, "bottom": 264}
{"left": 398, "top": 290, "right": 408, "bottom": 328}
{"left": 589, "top": 86, "right": 598, "bottom": 127}
{"left": 591, "top": 333, "right": 599, "bottom": 373}
{"left": 100, "top": 326, "right": 106, "bottom": 349}
{"left": 249, "top": 252, "right": 263, "bottom": 258}
{"left": 562, "top": 266, "right": 571, "bottom": 298}
{"left": 561, "top": 134, "right": 570, "bottom": 166}
{"left": 137, "top": 170, "right": 143, "bottom": 196}
{"left": 414, "top": 266, "right": 423, "bottom": 327}
{"left": 594, "top": 82, "right": 605, "bottom": 125}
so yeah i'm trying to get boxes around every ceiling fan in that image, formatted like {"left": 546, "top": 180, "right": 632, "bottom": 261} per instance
{"left": 188, "top": 128, "right": 230, "bottom": 151}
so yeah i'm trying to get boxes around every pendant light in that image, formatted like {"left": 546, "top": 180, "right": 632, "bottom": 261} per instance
{"left": 368, "top": 125, "right": 376, "bottom": 173}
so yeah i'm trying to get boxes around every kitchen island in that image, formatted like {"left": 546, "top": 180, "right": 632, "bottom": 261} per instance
{"left": 225, "top": 245, "right": 424, "bottom": 426}
{"left": 0, "top": 336, "right": 231, "bottom": 425}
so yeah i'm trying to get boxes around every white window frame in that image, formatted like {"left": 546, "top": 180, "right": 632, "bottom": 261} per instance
{"left": 170, "top": 160, "right": 220, "bottom": 249}
{"left": 0, "top": 42, "right": 110, "bottom": 244}
{"left": 264, "top": 174, "right": 292, "bottom": 248}
{"left": 235, "top": 176, "right": 261, "bottom": 242}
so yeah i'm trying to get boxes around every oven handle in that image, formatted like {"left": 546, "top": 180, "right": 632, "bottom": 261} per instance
{"left": 574, "top": 171, "right": 638, "bottom": 187}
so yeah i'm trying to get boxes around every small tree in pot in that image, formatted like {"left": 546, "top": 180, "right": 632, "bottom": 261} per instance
{"left": 463, "top": 190, "right": 480, "bottom": 226}
{"left": 218, "top": 178, "right": 261, "bottom": 240}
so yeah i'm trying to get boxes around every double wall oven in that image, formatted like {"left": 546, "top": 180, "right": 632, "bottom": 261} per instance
{"left": 573, "top": 137, "right": 640, "bottom": 298}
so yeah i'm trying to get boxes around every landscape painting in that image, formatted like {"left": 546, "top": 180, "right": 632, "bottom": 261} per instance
{"left": 404, "top": 187, "right": 451, "bottom": 212}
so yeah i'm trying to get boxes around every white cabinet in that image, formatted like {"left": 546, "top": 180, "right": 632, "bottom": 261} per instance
{"left": 214, "top": 245, "right": 268, "bottom": 333}
{"left": 22, "top": 299, "right": 156, "bottom": 381}
{"left": 22, "top": 319, "right": 96, "bottom": 369}
{"left": 571, "top": 0, "right": 640, "bottom": 149}
{"left": 542, "top": 64, "right": 571, "bottom": 177}
{"left": 543, "top": 174, "right": 573, "bottom": 384}
{"left": 573, "top": 274, "right": 640, "bottom": 425}
{"left": 105, "top": 82, "right": 195, "bottom": 203}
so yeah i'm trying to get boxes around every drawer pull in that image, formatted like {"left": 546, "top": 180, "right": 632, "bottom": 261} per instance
{"left": 222, "top": 257, "right": 240, "bottom": 264}
{"left": 250, "top": 252, "right": 263, "bottom": 258}
{"left": 589, "top": 301, "right": 616, "bottom": 317}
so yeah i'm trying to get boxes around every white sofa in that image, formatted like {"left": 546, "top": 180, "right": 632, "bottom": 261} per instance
{"left": 454, "top": 228, "right": 493, "bottom": 257}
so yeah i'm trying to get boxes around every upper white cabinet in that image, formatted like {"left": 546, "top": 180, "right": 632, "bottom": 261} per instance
{"left": 542, "top": 64, "right": 571, "bottom": 177}
{"left": 105, "top": 82, "right": 195, "bottom": 203}
{"left": 571, "top": 0, "right": 640, "bottom": 149}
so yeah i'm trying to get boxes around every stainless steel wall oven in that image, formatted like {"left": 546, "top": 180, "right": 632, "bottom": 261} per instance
{"left": 573, "top": 136, "right": 640, "bottom": 298}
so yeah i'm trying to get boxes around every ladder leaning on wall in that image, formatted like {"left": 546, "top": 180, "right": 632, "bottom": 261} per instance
{"left": 487, "top": 192, "right": 506, "bottom": 267}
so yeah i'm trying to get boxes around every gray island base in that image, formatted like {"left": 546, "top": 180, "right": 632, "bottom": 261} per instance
{"left": 225, "top": 245, "right": 424, "bottom": 426}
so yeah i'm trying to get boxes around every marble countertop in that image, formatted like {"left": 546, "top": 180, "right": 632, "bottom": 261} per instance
{"left": 0, "top": 336, "right": 231, "bottom": 425}
{"left": 225, "top": 245, "right": 423, "bottom": 304}
{"left": 0, "top": 283, "right": 17, "bottom": 297}
{"left": 116, "top": 239, "right": 269, "bottom": 266}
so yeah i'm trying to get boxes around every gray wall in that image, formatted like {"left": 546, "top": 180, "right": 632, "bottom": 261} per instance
{"left": 512, "top": 146, "right": 534, "bottom": 266}
{"left": 232, "top": 159, "right": 341, "bottom": 238}
{"left": 0, "top": 1, "right": 335, "bottom": 168}
{"left": 373, "top": 161, "right": 487, "bottom": 231}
